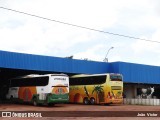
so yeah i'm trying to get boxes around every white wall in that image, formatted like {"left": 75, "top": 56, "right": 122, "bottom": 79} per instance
{"left": 124, "top": 98, "right": 160, "bottom": 106}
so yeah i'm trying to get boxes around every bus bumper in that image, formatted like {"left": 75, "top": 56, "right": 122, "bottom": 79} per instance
{"left": 106, "top": 98, "right": 123, "bottom": 104}
{"left": 111, "top": 99, "right": 123, "bottom": 104}
{"left": 47, "top": 93, "right": 69, "bottom": 103}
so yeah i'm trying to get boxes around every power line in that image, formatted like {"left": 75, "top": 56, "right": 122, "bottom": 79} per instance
{"left": 0, "top": 6, "right": 160, "bottom": 43}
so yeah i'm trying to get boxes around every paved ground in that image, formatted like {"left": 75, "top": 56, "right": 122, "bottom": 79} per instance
{"left": 0, "top": 103, "right": 160, "bottom": 120}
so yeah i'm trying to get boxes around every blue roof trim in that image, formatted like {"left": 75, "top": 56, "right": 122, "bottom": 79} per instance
{"left": 0, "top": 50, "right": 108, "bottom": 74}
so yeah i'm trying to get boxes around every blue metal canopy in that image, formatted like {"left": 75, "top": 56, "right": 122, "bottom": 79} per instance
{"left": 0, "top": 50, "right": 108, "bottom": 74}
{"left": 0, "top": 50, "right": 160, "bottom": 84}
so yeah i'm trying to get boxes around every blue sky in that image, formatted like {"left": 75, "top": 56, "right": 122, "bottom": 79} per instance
{"left": 0, "top": 0, "right": 160, "bottom": 66}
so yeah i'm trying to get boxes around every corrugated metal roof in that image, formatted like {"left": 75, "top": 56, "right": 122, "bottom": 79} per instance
{"left": 0, "top": 50, "right": 109, "bottom": 74}
{"left": 110, "top": 62, "right": 160, "bottom": 84}
{"left": 1, "top": 50, "right": 160, "bottom": 84}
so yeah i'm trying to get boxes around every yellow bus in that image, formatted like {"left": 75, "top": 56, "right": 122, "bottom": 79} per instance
{"left": 69, "top": 73, "right": 123, "bottom": 105}
{"left": 6, "top": 74, "right": 69, "bottom": 106}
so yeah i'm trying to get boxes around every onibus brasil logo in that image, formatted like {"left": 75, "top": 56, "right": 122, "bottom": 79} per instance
{"left": 1, "top": 112, "right": 42, "bottom": 118}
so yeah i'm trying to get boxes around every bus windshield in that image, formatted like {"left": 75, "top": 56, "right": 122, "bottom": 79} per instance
{"left": 110, "top": 74, "right": 122, "bottom": 81}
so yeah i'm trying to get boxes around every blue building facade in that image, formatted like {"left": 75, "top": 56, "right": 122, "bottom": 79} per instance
{"left": 0, "top": 50, "right": 160, "bottom": 84}
{"left": 109, "top": 62, "right": 160, "bottom": 84}
{"left": 0, "top": 50, "right": 108, "bottom": 74}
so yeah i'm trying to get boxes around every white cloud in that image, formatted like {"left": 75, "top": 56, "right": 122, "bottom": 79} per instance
{"left": 74, "top": 44, "right": 105, "bottom": 61}
{"left": 0, "top": 0, "right": 119, "bottom": 55}
{"left": 0, "top": 0, "right": 160, "bottom": 66}
{"left": 132, "top": 28, "right": 160, "bottom": 55}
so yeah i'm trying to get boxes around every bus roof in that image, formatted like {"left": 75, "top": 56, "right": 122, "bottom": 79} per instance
{"left": 70, "top": 73, "right": 122, "bottom": 78}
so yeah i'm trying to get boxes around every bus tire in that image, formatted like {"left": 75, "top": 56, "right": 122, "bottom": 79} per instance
{"left": 90, "top": 97, "right": 95, "bottom": 104}
{"left": 10, "top": 96, "right": 14, "bottom": 103}
{"left": 83, "top": 98, "right": 89, "bottom": 105}
{"left": 33, "top": 97, "right": 38, "bottom": 106}
{"left": 104, "top": 103, "right": 110, "bottom": 106}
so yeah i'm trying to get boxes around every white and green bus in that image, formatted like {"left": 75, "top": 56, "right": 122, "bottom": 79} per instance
{"left": 6, "top": 74, "right": 69, "bottom": 106}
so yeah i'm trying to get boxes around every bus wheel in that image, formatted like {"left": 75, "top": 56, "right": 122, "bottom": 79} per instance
{"left": 33, "top": 98, "right": 38, "bottom": 106}
{"left": 90, "top": 97, "right": 95, "bottom": 105}
{"left": 10, "top": 96, "right": 14, "bottom": 103}
{"left": 83, "top": 98, "right": 89, "bottom": 105}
